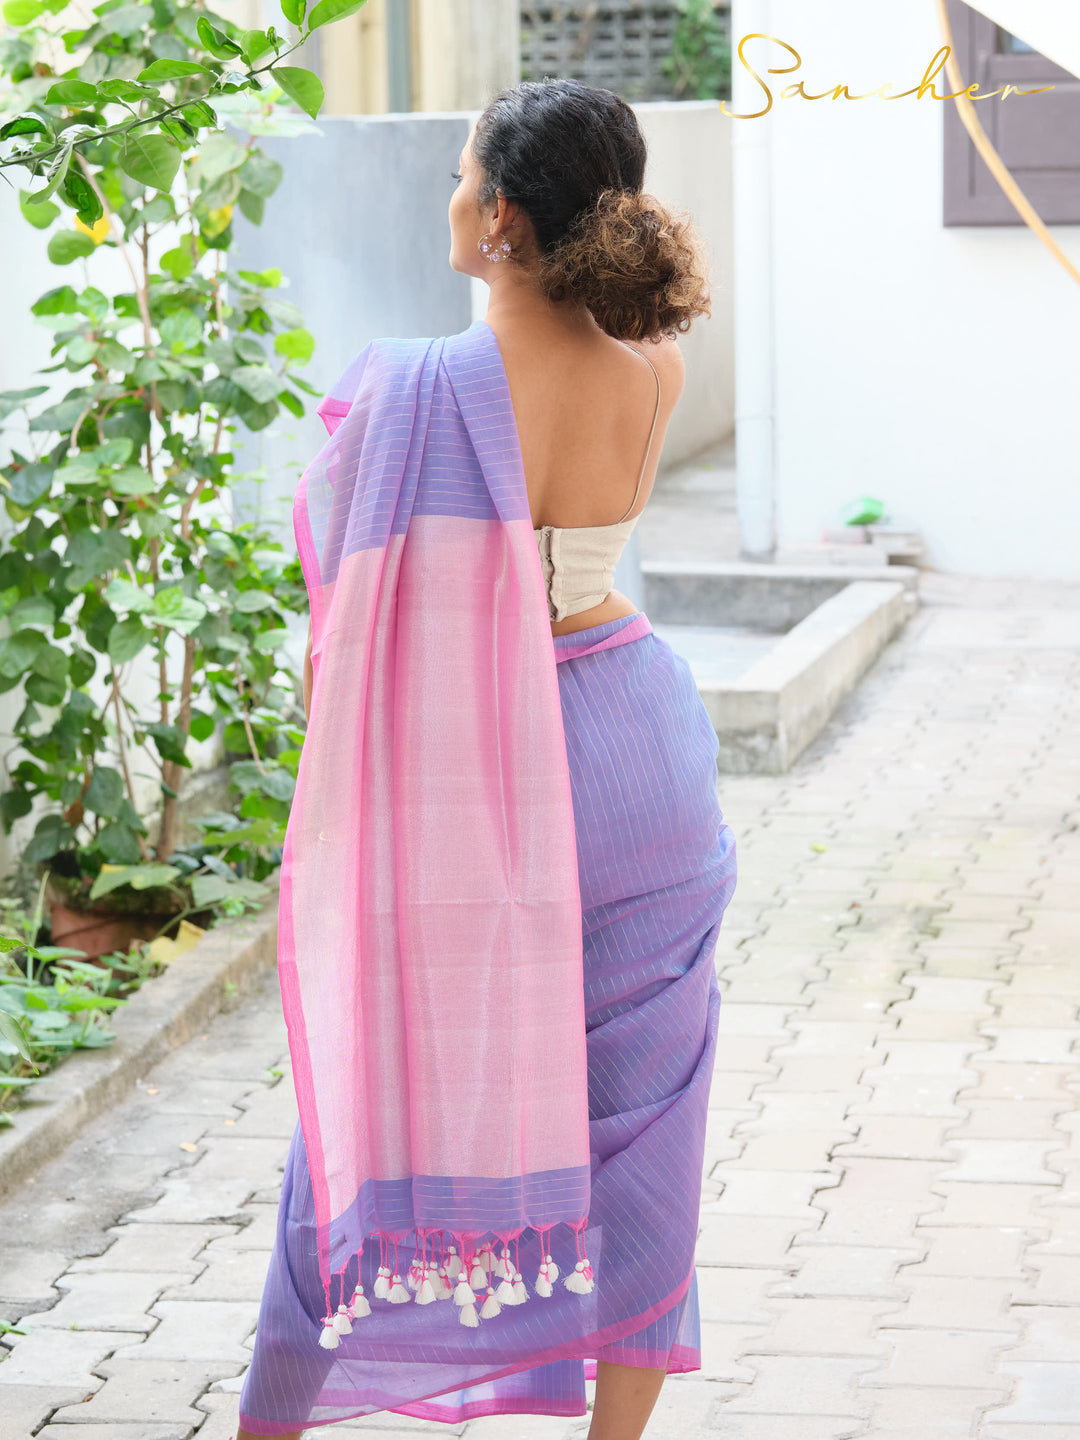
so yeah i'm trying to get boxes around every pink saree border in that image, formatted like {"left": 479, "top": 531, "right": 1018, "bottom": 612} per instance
{"left": 239, "top": 1265, "right": 696, "bottom": 1434}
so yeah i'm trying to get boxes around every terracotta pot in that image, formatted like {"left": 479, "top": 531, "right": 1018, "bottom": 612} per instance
{"left": 46, "top": 895, "right": 170, "bottom": 962}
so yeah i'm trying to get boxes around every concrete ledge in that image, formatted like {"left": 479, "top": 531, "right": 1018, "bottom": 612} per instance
{"left": 0, "top": 882, "right": 280, "bottom": 1202}
{"left": 702, "top": 580, "right": 913, "bottom": 772}
{"left": 643, "top": 558, "right": 920, "bottom": 630}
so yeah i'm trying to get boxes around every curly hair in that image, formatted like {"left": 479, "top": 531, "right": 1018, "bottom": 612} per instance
{"left": 471, "top": 78, "right": 711, "bottom": 342}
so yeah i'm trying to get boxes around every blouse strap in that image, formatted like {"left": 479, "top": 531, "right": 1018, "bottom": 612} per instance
{"left": 613, "top": 341, "right": 662, "bottom": 524}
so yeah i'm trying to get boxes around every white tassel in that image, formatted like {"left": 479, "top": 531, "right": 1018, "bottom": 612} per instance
{"left": 459, "top": 1300, "right": 480, "bottom": 1327}
{"left": 564, "top": 1259, "right": 594, "bottom": 1294}
{"left": 535, "top": 1261, "right": 553, "bottom": 1298}
{"left": 495, "top": 1246, "right": 513, "bottom": 1279}
{"left": 495, "top": 1277, "right": 515, "bottom": 1304}
{"left": 319, "top": 1317, "right": 341, "bottom": 1349}
{"left": 469, "top": 1259, "right": 487, "bottom": 1290}
{"left": 416, "top": 1275, "right": 438, "bottom": 1304}
{"left": 435, "top": 1265, "right": 454, "bottom": 1299}
{"left": 350, "top": 1284, "right": 371, "bottom": 1319}
{"left": 388, "top": 1273, "right": 411, "bottom": 1303}
{"left": 480, "top": 1285, "right": 502, "bottom": 1319}
{"left": 373, "top": 1264, "right": 391, "bottom": 1300}
{"left": 453, "top": 1274, "right": 477, "bottom": 1307}
{"left": 333, "top": 1303, "right": 353, "bottom": 1335}
{"left": 446, "top": 1246, "right": 462, "bottom": 1280}
{"left": 406, "top": 1260, "right": 422, "bottom": 1291}
{"left": 546, "top": 1253, "right": 560, "bottom": 1283}
{"left": 511, "top": 1272, "right": 528, "bottom": 1304}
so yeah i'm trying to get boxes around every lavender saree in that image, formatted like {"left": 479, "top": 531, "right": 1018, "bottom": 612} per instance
{"left": 238, "top": 318, "right": 737, "bottom": 1434}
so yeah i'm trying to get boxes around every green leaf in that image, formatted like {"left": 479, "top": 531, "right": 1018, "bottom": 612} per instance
{"left": 306, "top": 0, "right": 365, "bottom": 31}
{"left": 237, "top": 152, "right": 283, "bottom": 198}
{"left": 0, "top": 1011, "right": 33, "bottom": 1067}
{"left": 26, "top": 143, "right": 73, "bottom": 205}
{"left": 159, "top": 309, "right": 202, "bottom": 350}
{"left": 2, "top": 0, "right": 43, "bottom": 24}
{"left": 234, "top": 590, "right": 275, "bottom": 612}
{"left": 240, "top": 27, "right": 273, "bottom": 64}
{"left": 189, "top": 710, "right": 216, "bottom": 742}
{"left": 159, "top": 246, "right": 194, "bottom": 280}
{"left": 84, "top": 766, "right": 124, "bottom": 818}
{"left": 278, "top": 388, "right": 304, "bottom": 418}
{"left": 100, "top": 2, "right": 153, "bottom": 35}
{"left": 1, "top": 113, "right": 49, "bottom": 141}
{"left": 108, "top": 466, "right": 153, "bottom": 495}
{"left": 193, "top": 130, "right": 244, "bottom": 180}
{"left": 47, "top": 230, "right": 96, "bottom": 264}
{"left": 19, "top": 188, "right": 60, "bottom": 229}
{"left": 279, "top": 0, "right": 304, "bottom": 23}
{"left": 274, "top": 327, "right": 314, "bottom": 364}
{"left": 44, "top": 79, "right": 98, "bottom": 107}
{"left": 103, "top": 576, "right": 151, "bottom": 611}
{"left": 271, "top": 65, "right": 323, "bottom": 120}
{"left": 238, "top": 266, "right": 282, "bottom": 288}
{"left": 107, "top": 616, "right": 148, "bottom": 664}
{"left": 137, "top": 58, "right": 208, "bottom": 83}
{"left": 118, "top": 133, "right": 181, "bottom": 192}
{"left": 236, "top": 189, "right": 264, "bottom": 225}
{"left": 31, "top": 285, "right": 77, "bottom": 314}
{"left": 196, "top": 13, "right": 240, "bottom": 56}
{"left": 62, "top": 171, "right": 103, "bottom": 226}
{"left": 97, "top": 78, "right": 156, "bottom": 101}
{"left": 231, "top": 365, "right": 280, "bottom": 404}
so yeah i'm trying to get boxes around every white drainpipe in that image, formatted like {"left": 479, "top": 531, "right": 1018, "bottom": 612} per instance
{"left": 730, "top": 0, "right": 777, "bottom": 559}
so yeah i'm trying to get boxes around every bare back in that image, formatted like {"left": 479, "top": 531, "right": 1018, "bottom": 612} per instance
{"left": 483, "top": 316, "right": 684, "bottom": 634}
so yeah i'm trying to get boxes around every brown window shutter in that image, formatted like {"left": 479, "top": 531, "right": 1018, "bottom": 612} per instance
{"left": 943, "top": 0, "right": 1080, "bottom": 225}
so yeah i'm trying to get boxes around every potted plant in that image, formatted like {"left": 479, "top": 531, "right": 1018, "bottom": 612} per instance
{"left": 0, "top": 0, "right": 359, "bottom": 955}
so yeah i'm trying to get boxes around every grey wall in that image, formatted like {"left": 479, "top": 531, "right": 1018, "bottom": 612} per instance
{"left": 229, "top": 111, "right": 474, "bottom": 538}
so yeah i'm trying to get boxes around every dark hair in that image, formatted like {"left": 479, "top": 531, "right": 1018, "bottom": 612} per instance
{"left": 471, "top": 78, "right": 711, "bottom": 342}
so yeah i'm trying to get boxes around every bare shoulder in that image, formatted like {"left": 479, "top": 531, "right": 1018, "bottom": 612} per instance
{"left": 623, "top": 333, "right": 685, "bottom": 397}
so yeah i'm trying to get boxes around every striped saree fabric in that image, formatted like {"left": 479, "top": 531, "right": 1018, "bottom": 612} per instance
{"left": 238, "top": 320, "right": 737, "bottom": 1433}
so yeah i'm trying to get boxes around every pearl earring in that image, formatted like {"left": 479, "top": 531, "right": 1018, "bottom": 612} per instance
{"left": 478, "top": 233, "right": 512, "bottom": 263}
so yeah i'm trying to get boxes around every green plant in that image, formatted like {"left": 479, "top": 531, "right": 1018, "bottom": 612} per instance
{"left": 661, "top": 0, "right": 732, "bottom": 101}
{"left": 0, "top": 875, "right": 127, "bottom": 1121}
{"left": 0, "top": 0, "right": 358, "bottom": 917}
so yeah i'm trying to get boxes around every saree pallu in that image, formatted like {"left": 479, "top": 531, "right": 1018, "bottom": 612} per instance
{"left": 238, "top": 321, "right": 737, "bottom": 1433}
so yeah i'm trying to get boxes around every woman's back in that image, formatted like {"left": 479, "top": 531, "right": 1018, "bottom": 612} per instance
{"left": 485, "top": 316, "right": 684, "bottom": 532}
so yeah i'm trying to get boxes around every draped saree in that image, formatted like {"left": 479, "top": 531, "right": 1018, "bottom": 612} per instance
{"left": 238, "top": 317, "right": 738, "bottom": 1433}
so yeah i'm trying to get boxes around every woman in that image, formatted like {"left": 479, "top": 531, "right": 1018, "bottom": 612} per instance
{"left": 237, "top": 79, "right": 737, "bottom": 1440}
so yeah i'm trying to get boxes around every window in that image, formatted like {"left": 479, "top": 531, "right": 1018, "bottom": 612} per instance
{"left": 943, "top": 0, "right": 1080, "bottom": 225}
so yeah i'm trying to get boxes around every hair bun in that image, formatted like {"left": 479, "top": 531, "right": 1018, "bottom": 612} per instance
{"left": 535, "top": 189, "right": 711, "bottom": 342}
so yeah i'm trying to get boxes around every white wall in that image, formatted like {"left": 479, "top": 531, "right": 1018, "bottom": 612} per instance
{"left": 760, "top": 0, "right": 1080, "bottom": 577}
{"left": 635, "top": 100, "right": 735, "bottom": 465}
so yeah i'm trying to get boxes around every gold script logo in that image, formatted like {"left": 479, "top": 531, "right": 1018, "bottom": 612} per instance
{"left": 720, "top": 33, "right": 1056, "bottom": 118}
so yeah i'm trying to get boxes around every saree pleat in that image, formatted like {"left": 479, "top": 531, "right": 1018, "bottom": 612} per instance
{"left": 237, "top": 326, "right": 737, "bottom": 1433}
